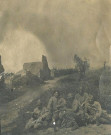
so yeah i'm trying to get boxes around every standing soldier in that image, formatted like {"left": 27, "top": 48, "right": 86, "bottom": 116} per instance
{"left": 47, "top": 90, "right": 60, "bottom": 131}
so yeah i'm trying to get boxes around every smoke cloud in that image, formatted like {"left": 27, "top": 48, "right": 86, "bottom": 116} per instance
{"left": 0, "top": 0, "right": 111, "bottom": 72}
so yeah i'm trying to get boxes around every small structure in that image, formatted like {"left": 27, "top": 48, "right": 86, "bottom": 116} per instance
{"left": 23, "top": 55, "right": 51, "bottom": 80}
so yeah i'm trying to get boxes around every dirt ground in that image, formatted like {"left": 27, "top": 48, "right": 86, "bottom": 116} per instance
{"left": 1, "top": 75, "right": 111, "bottom": 135}
{"left": 1, "top": 77, "right": 65, "bottom": 134}
{"left": 26, "top": 124, "right": 111, "bottom": 135}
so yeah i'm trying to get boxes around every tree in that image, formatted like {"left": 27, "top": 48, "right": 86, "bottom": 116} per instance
{"left": 74, "top": 54, "right": 90, "bottom": 79}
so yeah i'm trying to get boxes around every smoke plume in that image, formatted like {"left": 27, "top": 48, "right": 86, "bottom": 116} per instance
{"left": 0, "top": 0, "right": 111, "bottom": 72}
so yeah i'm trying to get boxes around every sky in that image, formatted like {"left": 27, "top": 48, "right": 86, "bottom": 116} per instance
{"left": 0, "top": 0, "right": 111, "bottom": 72}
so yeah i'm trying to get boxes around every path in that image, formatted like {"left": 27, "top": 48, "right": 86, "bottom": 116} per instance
{"left": 0, "top": 76, "right": 64, "bottom": 133}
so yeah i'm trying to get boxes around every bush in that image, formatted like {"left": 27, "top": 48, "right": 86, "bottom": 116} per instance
{"left": 12, "top": 74, "right": 43, "bottom": 88}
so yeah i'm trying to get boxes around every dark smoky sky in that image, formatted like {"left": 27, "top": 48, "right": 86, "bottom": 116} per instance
{"left": 0, "top": 0, "right": 111, "bottom": 72}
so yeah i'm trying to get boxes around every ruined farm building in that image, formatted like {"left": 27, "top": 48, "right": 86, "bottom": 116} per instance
{"left": 23, "top": 55, "right": 51, "bottom": 80}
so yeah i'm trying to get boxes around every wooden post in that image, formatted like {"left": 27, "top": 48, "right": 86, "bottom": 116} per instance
{"left": 104, "top": 61, "right": 106, "bottom": 70}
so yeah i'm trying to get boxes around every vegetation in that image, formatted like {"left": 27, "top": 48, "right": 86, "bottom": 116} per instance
{"left": 12, "top": 73, "right": 43, "bottom": 88}
{"left": 74, "top": 54, "right": 90, "bottom": 79}
{"left": 1, "top": 66, "right": 111, "bottom": 135}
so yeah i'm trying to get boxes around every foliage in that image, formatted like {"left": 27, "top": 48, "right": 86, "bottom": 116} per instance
{"left": 12, "top": 73, "right": 43, "bottom": 88}
{"left": 74, "top": 54, "right": 90, "bottom": 78}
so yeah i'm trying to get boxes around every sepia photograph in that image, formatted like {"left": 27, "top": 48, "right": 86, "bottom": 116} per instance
{"left": 0, "top": 0, "right": 111, "bottom": 135}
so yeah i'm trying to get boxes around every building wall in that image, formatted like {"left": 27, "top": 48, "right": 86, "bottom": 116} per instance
{"left": 23, "top": 62, "right": 43, "bottom": 76}
{"left": 22, "top": 56, "right": 51, "bottom": 80}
